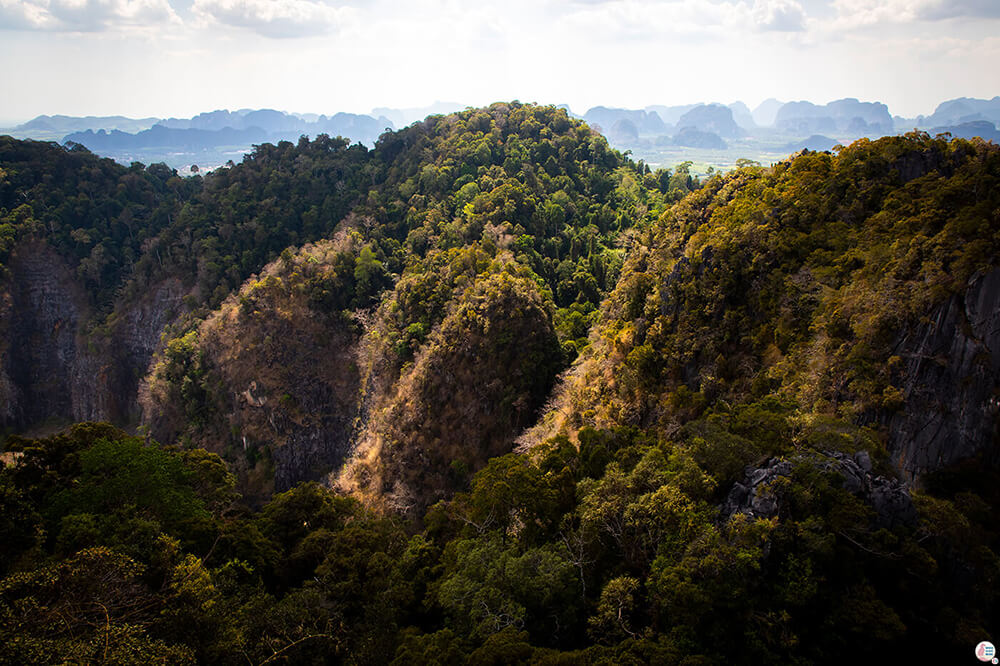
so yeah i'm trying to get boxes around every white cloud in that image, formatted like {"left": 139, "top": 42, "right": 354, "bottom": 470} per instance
{"left": 0, "top": 0, "right": 54, "bottom": 29}
{"left": 554, "top": 0, "right": 742, "bottom": 42}
{"left": 0, "top": 0, "right": 179, "bottom": 31}
{"left": 550, "top": 0, "right": 809, "bottom": 43}
{"left": 192, "top": 0, "right": 353, "bottom": 38}
{"left": 826, "top": 0, "right": 916, "bottom": 29}
{"left": 752, "top": 0, "right": 805, "bottom": 31}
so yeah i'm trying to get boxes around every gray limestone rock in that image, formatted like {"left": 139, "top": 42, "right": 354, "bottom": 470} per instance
{"left": 722, "top": 451, "right": 916, "bottom": 528}
{"left": 1, "top": 242, "right": 188, "bottom": 429}
{"left": 873, "top": 269, "right": 1000, "bottom": 482}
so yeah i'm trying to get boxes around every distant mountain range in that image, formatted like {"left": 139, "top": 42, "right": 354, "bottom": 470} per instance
{"left": 1, "top": 97, "right": 997, "bottom": 172}
{"left": 572, "top": 97, "right": 999, "bottom": 161}
{"left": 155, "top": 108, "right": 394, "bottom": 138}
{"left": 63, "top": 110, "right": 393, "bottom": 155}
{"left": 571, "top": 97, "right": 1000, "bottom": 169}
{"left": 0, "top": 108, "right": 399, "bottom": 171}
{"left": 13, "top": 114, "right": 159, "bottom": 137}
{"left": 920, "top": 97, "right": 1000, "bottom": 127}
{"left": 65, "top": 125, "right": 271, "bottom": 154}
{"left": 773, "top": 99, "right": 893, "bottom": 135}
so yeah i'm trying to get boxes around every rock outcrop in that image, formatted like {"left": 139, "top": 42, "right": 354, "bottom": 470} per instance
{"left": 675, "top": 104, "right": 744, "bottom": 139}
{"left": 672, "top": 128, "right": 727, "bottom": 150}
{"left": 722, "top": 451, "right": 916, "bottom": 528}
{"left": 140, "top": 240, "right": 364, "bottom": 498}
{"left": 197, "top": 307, "right": 362, "bottom": 494}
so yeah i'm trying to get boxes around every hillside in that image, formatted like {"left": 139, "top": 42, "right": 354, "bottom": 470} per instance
{"left": 528, "top": 132, "right": 1000, "bottom": 481}
{"left": 1, "top": 109, "right": 999, "bottom": 663}
{"left": 336, "top": 260, "right": 563, "bottom": 517}
{"left": 2, "top": 103, "right": 685, "bottom": 499}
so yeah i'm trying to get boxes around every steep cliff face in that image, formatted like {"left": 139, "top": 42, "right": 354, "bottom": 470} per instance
{"left": 0, "top": 243, "right": 188, "bottom": 430}
{"left": 141, "top": 240, "right": 365, "bottom": 498}
{"left": 336, "top": 269, "right": 563, "bottom": 517}
{"left": 876, "top": 269, "right": 1000, "bottom": 481}
{"left": 197, "top": 303, "right": 361, "bottom": 494}
{"left": 0, "top": 283, "right": 18, "bottom": 424}
{"left": 4, "top": 243, "right": 94, "bottom": 426}
{"left": 105, "top": 278, "right": 187, "bottom": 424}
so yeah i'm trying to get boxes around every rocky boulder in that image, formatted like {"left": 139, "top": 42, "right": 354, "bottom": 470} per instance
{"left": 722, "top": 450, "right": 917, "bottom": 528}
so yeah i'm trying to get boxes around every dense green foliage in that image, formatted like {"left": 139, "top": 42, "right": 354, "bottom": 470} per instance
{"left": 2, "top": 420, "right": 995, "bottom": 664}
{"left": 362, "top": 104, "right": 690, "bottom": 362}
{"left": 138, "top": 135, "right": 372, "bottom": 307}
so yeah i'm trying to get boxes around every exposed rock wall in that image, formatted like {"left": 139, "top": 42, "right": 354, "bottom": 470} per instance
{"left": 5, "top": 243, "right": 93, "bottom": 426}
{"left": 878, "top": 269, "right": 1000, "bottom": 481}
{"left": 1, "top": 243, "right": 186, "bottom": 430}
{"left": 139, "top": 242, "right": 366, "bottom": 499}
{"left": 0, "top": 286, "right": 18, "bottom": 424}
{"left": 105, "top": 278, "right": 186, "bottom": 423}
{"left": 336, "top": 271, "right": 564, "bottom": 517}
{"left": 197, "top": 309, "right": 362, "bottom": 494}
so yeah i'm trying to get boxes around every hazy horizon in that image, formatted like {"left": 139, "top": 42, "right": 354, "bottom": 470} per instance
{"left": 4, "top": 93, "right": 998, "bottom": 130}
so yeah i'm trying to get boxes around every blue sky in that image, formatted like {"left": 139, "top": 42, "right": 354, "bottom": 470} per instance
{"left": 1, "top": 0, "right": 998, "bottom": 124}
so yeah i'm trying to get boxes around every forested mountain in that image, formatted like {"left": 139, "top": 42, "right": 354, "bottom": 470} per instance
{"left": 141, "top": 103, "right": 679, "bottom": 508}
{"left": 1, "top": 105, "right": 998, "bottom": 663}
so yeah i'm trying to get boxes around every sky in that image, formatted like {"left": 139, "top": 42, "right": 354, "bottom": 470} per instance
{"left": 1, "top": 0, "right": 998, "bottom": 125}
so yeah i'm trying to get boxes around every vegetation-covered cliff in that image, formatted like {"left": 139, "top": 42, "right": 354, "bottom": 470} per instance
{"left": 1, "top": 108, "right": 998, "bottom": 663}
{"left": 530, "top": 132, "right": 1000, "bottom": 479}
